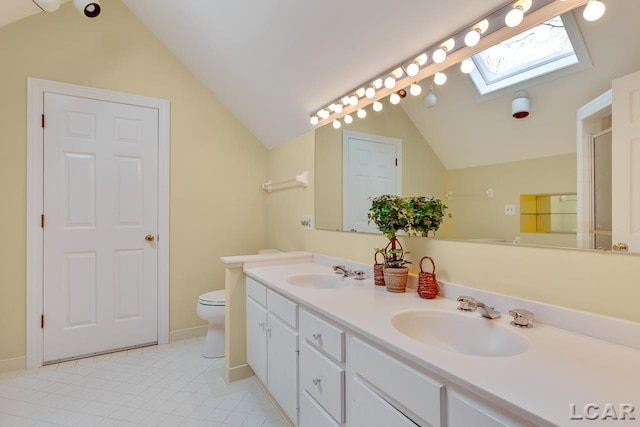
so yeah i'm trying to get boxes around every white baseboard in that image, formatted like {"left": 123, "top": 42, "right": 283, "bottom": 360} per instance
{"left": 169, "top": 325, "right": 208, "bottom": 342}
{"left": 0, "top": 356, "right": 26, "bottom": 374}
{"left": 222, "top": 363, "right": 254, "bottom": 384}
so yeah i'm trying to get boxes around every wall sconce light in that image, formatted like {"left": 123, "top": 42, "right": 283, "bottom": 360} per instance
{"left": 583, "top": 0, "right": 605, "bottom": 21}
{"left": 32, "top": 0, "right": 60, "bottom": 12}
{"left": 512, "top": 90, "right": 530, "bottom": 118}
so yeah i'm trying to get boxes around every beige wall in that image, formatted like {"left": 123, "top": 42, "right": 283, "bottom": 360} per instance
{"left": 445, "top": 154, "right": 577, "bottom": 246}
{"left": 0, "top": 1, "right": 267, "bottom": 362}
{"left": 266, "top": 130, "right": 640, "bottom": 324}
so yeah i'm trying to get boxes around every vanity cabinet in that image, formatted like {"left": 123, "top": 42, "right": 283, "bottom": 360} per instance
{"left": 350, "top": 337, "right": 445, "bottom": 427}
{"left": 448, "top": 391, "right": 537, "bottom": 427}
{"left": 299, "top": 309, "right": 346, "bottom": 426}
{"left": 246, "top": 277, "right": 299, "bottom": 424}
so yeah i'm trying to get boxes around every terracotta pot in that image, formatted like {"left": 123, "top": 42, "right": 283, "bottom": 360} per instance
{"left": 383, "top": 266, "right": 409, "bottom": 293}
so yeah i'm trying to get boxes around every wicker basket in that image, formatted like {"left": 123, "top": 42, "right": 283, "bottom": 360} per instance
{"left": 373, "top": 250, "right": 386, "bottom": 286}
{"left": 417, "top": 256, "right": 438, "bottom": 299}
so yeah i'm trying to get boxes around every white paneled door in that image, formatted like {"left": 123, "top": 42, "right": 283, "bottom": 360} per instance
{"left": 612, "top": 70, "right": 640, "bottom": 252}
{"left": 43, "top": 93, "right": 159, "bottom": 363}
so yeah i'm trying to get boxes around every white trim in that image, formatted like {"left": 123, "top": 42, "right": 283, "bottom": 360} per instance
{"left": 576, "top": 89, "right": 612, "bottom": 250}
{"left": 26, "top": 78, "right": 170, "bottom": 369}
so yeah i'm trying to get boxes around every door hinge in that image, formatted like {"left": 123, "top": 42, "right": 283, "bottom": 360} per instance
{"left": 41, "top": 315, "right": 45, "bottom": 329}
{"left": 41, "top": 114, "right": 45, "bottom": 128}
{"left": 395, "top": 158, "right": 398, "bottom": 166}
{"left": 41, "top": 214, "right": 45, "bottom": 228}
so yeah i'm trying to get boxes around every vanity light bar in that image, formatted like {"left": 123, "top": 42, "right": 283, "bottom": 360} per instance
{"left": 308, "top": 0, "right": 591, "bottom": 128}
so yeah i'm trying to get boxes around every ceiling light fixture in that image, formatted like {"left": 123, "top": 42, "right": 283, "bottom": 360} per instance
{"left": 505, "top": 0, "right": 532, "bottom": 28}
{"left": 309, "top": 0, "right": 591, "bottom": 128}
{"left": 32, "top": 0, "right": 61, "bottom": 12}
{"left": 583, "top": 0, "right": 605, "bottom": 21}
{"left": 464, "top": 20, "right": 489, "bottom": 47}
{"left": 422, "top": 85, "right": 437, "bottom": 108}
{"left": 73, "top": 0, "right": 101, "bottom": 18}
{"left": 432, "top": 38, "right": 455, "bottom": 64}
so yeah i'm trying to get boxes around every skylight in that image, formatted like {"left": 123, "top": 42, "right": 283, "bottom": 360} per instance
{"left": 469, "top": 13, "right": 591, "bottom": 95}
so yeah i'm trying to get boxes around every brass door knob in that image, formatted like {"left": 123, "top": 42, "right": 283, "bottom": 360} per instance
{"left": 145, "top": 234, "right": 155, "bottom": 242}
{"left": 612, "top": 242, "right": 629, "bottom": 252}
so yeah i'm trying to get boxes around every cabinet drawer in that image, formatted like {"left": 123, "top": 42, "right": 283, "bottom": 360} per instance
{"left": 299, "top": 391, "right": 340, "bottom": 427}
{"left": 351, "top": 337, "right": 445, "bottom": 427}
{"left": 351, "top": 377, "right": 419, "bottom": 427}
{"left": 300, "top": 310, "right": 345, "bottom": 363}
{"left": 267, "top": 289, "right": 297, "bottom": 329}
{"left": 449, "top": 391, "right": 536, "bottom": 427}
{"left": 246, "top": 277, "right": 267, "bottom": 306}
{"left": 300, "top": 341, "right": 345, "bottom": 424}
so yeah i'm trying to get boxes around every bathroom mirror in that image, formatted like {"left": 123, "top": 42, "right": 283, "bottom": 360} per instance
{"left": 314, "top": 0, "right": 640, "bottom": 251}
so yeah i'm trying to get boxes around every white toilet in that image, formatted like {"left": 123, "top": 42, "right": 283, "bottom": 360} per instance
{"left": 196, "top": 289, "right": 226, "bottom": 358}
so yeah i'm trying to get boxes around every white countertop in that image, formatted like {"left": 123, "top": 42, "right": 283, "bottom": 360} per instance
{"left": 243, "top": 262, "right": 640, "bottom": 427}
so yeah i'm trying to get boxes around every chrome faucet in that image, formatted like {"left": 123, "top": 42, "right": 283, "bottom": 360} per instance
{"left": 332, "top": 265, "right": 353, "bottom": 277}
{"left": 456, "top": 296, "right": 501, "bottom": 319}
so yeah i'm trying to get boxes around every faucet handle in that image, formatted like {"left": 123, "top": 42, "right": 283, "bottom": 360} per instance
{"left": 353, "top": 270, "right": 366, "bottom": 280}
{"left": 457, "top": 296, "right": 477, "bottom": 311}
{"left": 332, "top": 265, "right": 345, "bottom": 274}
{"left": 509, "top": 309, "right": 534, "bottom": 328}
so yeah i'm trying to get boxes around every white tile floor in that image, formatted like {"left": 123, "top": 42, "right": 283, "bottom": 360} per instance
{"left": 0, "top": 339, "right": 288, "bottom": 427}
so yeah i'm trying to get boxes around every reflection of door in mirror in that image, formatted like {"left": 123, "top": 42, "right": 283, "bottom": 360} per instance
{"left": 593, "top": 130, "right": 612, "bottom": 250}
{"left": 342, "top": 131, "right": 401, "bottom": 233}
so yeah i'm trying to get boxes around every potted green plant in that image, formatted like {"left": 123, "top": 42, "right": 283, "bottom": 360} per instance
{"left": 368, "top": 194, "right": 449, "bottom": 292}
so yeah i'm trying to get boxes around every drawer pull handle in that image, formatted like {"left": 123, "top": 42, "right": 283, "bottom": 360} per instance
{"left": 312, "top": 377, "right": 321, "bottom": 386}
{"left": 258, "top": 322, "right": 265, "bottom": 328}
{"left": 312, "top": 332, "right": 321, "bottom": 340}
{"left": 264, "top": 327, "right": 271, "bottom": 333}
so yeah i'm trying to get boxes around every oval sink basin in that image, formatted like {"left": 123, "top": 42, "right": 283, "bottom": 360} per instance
{"left": 286, "top": 273, "right": 352, "bottom": 289}
{"left": 391, "top": 309, "right": 528, "bottom": 357}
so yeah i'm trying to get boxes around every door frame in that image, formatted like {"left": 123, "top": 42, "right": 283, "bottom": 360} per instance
{"left": 26, "top": 78, "right": 170, "bottom": 369}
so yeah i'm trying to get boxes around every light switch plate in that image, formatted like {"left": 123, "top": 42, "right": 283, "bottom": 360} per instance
{"left": 505, "top": 204, "right": 516, "bottom": 215}
{"left": 301, "top": 215, "right": 312, "bottom": 231}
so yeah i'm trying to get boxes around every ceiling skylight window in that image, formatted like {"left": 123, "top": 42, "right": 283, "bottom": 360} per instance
{"left": 469, "top": 13, "right": 592, "bottom": 95}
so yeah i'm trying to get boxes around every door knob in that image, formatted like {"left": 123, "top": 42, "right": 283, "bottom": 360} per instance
{"left": 145, "top": 234, "right": 156, "bottom": 242}
{"left": 612, "top": 242, "right": 629, "bottom": 252}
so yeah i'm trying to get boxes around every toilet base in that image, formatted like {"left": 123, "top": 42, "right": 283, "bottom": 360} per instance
{"left": 201, "top": 323, "right": 225, "bottom": 358}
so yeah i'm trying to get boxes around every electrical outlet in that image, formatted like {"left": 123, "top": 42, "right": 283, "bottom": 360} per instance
{"left": 301, "top": 215, "right": 312, "bottom": 231}
{"left": 505, "top": 204, "right": 516, "bottom": 215}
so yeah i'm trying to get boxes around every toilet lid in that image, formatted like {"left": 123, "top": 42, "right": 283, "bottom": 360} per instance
{"left": 199, "top": 290, "right": 225, "bottom": 305}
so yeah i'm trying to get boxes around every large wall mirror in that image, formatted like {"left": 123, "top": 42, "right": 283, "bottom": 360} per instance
{"left": 315, "top": 0, "right": 640, "bottom": 252}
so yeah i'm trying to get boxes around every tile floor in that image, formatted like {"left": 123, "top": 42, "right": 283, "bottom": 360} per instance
{"left": 0, "top": 339, "right": 288, "bottom": 427}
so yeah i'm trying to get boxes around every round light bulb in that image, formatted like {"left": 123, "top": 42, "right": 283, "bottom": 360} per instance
{"left": 505, "top": 6, "right": 524, "bottom": 27}
{"left": 389, "top": 93, "right": 401, "bottom": 105}
{"left": 583, "top": 0, "right": 605, "bottom": 21}
{"left": 333, "top": 103, "right": 343, "bottom": 114}
{"left": 332, "top": 120, "right": 341, "bottom": 129}
{"left": 434, "top": 72, "right": 447, "bottom": 86}
{"left": 432, "top": 48, "right": 447, "bottom": 64}
{"left": 357, "top": 109, "right": 367, "bottom": 119}
{"left": 310, "top": 116, "right": 319, "bottom": 126}
{"left": 349, "top": 95, "right": 358, "bottom": 107}
{"left": 422, "top": 92, "right": 437, "bottom": 108}
{"left": 409, "top": 83, "right": 422, "bottom": 96}
{"left": 373, "top": 101, "right": 383, "bottom": 112}
{"left": 318, "top": 109, "right": 329, "bottom": 120}
{"left": 344, "top": 114, "right": 353, "bottom": 124}
{"left": 384, "top": 76, "right": 396, "bottom": 89}
{"left": 365, "top": 86, "right": 376, "bottom": 98}
{"left": 460, "top": 58, "right": 475, "bottom": 74}
{"left": 406, "top": 62, "right": 419, "bottom": 77}
{"left": 372, "top": 78, "right": 383, "bottom": 89}
{"left": 464, "top": 29, "right": 481, "bottom": 47}
{"left": 340, "top": 96, "right": 350, "bottom": 106}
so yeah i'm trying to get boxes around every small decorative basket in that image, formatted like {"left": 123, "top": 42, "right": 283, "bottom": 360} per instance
{"left": 417, "top": 256, "right": 438, "bottom": 299}
{"left": 373, "top": 250, "right": 386, "bottom": 286}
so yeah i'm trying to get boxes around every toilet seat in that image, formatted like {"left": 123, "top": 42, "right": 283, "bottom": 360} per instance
{"left": 199, "top": 290, "right": 225, "bottom": 306}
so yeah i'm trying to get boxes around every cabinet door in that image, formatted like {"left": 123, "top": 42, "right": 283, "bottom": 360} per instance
{"left": 246, "top": 297, "right": 268, "bottom": 385}
{"left": 268, "top": 313, "right": 299, "bottom": 424}
{"left": 351, "top": 378, "right": 419, "bottom": 427}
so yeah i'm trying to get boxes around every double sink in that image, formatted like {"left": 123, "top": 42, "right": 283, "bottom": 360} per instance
{"left": 286, "top": 273, "right": 529, "bottom": 358}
